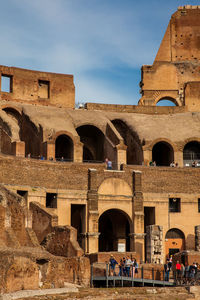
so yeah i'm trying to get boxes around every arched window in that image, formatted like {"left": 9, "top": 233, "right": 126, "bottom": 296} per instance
{"left": 152, "top": 141, "right": 174, "bottom": 166}
{"left": 156, "top": 97, "right": 177, "bottom": 106}
{"left": 55, "top": 134, "right": 73, "bottom": 161}
{"left": 76, "top": 125, "right": 104, "bottom": 162}
{"left": 165, "top": 228, "right": 185, "bottom": 258}
{"left": 111, "top": 119, "right": 143, "bottom": 165}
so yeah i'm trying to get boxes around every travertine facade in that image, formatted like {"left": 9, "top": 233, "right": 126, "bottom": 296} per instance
{"left": 1, "top": 6, "right": 200, "bottom": 279}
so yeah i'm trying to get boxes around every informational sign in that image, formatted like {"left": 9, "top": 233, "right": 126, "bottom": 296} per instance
{"left": 118, "top": 243, "right": 125, "bottom": 252}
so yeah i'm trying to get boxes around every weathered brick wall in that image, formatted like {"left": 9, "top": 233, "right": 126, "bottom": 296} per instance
{"left": 0, "top": 249, "right": 90, "bottom": 293}
{"left": 125, "top": 165, "right": 200, "bottom": 194}
{"left": 2, "top": 156, "right": 200, "bottom": 194}
{"left": 85, "top": 103, "right": 187, "bottom": 114}
{"left": 30, "top": 202, "right": 83, "bottom": 257}
{"left": 42, "top": 226, "right": 83, "bottom": 257}
{"left": 30, "top": 202, "right": 58, "bottom": 244}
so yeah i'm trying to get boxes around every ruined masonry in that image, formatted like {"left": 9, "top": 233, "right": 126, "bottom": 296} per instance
{"left": 1, "top": 5, "right": 200, "bottom": 293}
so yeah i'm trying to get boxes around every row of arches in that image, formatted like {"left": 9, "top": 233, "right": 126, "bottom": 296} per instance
{"left": 152, "top": 140, "right": 200, "bottom": 166}
{"left": 55, "top": 135, "right": 200, "bottom": 166}
{"left": 2, "top": 106, "right": 200, "bottom": 165}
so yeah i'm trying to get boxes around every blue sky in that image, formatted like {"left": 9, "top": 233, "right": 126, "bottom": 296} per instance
{"left": 0, "top": 0, "right": 199, "bottom": 105}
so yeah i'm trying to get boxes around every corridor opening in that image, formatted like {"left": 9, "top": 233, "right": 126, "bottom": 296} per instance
{"left": 98, "top": 209, "right": 131, "bottom": 252}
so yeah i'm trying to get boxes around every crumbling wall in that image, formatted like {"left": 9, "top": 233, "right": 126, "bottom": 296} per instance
{"left": 195, "top": 225, "right": 200, "bottom": 251}
{"left": 146, "top": 225, "right": 163, "bottom": 264}
{"left": 30, "top": 202, "right": 83, "bottom": 257}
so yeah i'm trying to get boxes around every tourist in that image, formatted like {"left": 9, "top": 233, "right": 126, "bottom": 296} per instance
{"left": 118, "top": 259, "right": 124, "bottom": 276}
{"left": 170, "top": 161, "right": 175, "bottom": 167}
{"left": 134, "top": 259, "right": 139, "bottom": 277}
{"left": 109, "top": 255, "right": 118, "bottom": 276}
{"left": 27, "top": 153, "right": 31, "bottom": 158}
{"left": 131, "top": 257, "right": 135, "bottom": 278}
{"left": 176, "top": 260, "right": 181, "bottom": 279}
{"left": 125, "top": 256, "right": 132, "bottom": 277}
{"left": 181, "top": 263, "right": 185, "bottom": 281}
{"left": 105, "top": 158, "right": 112, "bottom": 170}
{"left": 164, "top": 259, "right": 170, "bottom": 281}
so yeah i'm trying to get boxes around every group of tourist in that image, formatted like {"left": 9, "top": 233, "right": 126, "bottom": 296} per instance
{"left": 175, "top": 261, "right": 199, "bottom": 280}
{"left": 164, "top": 258, "right": 199, "bottom": 282}
{"left": 109, "top": 255, "right": 138, "bottom": 277}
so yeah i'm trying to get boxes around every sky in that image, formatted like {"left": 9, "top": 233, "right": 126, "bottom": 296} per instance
{"left": 0, "top": 0, "right": 200, "bottom": 106}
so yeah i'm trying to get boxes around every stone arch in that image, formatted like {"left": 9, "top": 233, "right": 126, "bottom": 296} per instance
{"left": 154, "top": 95, "right": 181, "bottom": 106}
{"left": 152, "top": 141, "right": 174, "bottom": 166}
{"left": 1, "top": 106, "right": 22, "bottom": 121}
{"left": 55, "top": 134, "right": 74, "bottom": 161}
{"left": 111, "top": 119, "right": 143, "bottom": 165}
{"left": 76, "top": 124, "right": 105, "bottom": 162}
{"left": 182, "top": 138, "right": 200, "bottom": 164}
{"left": 98, "top": 208, "right": 132, "bottom": 252}
{"left": 165, "top": 228, "right": 185, "bottom": 258}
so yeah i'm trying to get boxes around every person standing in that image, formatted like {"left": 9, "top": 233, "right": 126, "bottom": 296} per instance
{"left": 164, "top": 259, "right": 170, "bottom": 281}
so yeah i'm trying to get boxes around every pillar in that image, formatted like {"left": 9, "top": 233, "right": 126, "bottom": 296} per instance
{"left": 195, "top": 225, "right": 200, "bottom": 252}
{"left": 146, "top": 225, "right": 163, "bottom": 264}
{"left": 143, "top": 148, "right": 152, "bottom": 166}
{"left": 174, "top": 150, "right": 183, "bottom": 167}
{"left": 132, "top": 170, "right": 145, "bottom": 261}
{"left": 74, "top": 141, "right": 83, "bottom": 163}
{"left": 11, "top": 141, "right": 25, "bottom": 157}
{"left": 43, "top": 141, "right": 55, "bottom": 160}
{"left": 86, "top": 168, "right": 99, "bottom": 253}
{"left": 116, "top": 141, "right": 127, "bottom": 167}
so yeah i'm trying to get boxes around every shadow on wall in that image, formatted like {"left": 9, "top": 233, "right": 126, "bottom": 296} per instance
{"left": 111, "top": 119, "right": 143, "bottom": 165}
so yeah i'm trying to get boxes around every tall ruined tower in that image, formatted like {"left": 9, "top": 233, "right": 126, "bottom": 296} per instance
{"left": 139, "top": 5, "right": 200, "bottom": 111}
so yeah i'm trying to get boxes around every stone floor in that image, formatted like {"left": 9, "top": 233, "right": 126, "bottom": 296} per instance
{"left": 1, "top": 287, "right": 197, "bottom": 300}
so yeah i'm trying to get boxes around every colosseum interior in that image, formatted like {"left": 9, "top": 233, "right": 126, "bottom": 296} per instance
{"left": 1, "top": 5, "right": 200, "bottom": 292}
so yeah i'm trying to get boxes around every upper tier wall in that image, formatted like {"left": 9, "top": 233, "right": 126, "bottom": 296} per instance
{"left": 85, "top": 102, "right": 187, "bottom": 114}
{"left": 0, "top": 66, "right": 75, "bottom": 108}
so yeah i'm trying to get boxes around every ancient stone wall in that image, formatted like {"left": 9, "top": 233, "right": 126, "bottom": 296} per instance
{"left": 146, "top": 225, "right": 163, "bottom": 264}
{"left": 85, "top": 102, "right": 187, "bottom": 114}
{"left": 0, "top": 66, "right": 75, "bottom": 108}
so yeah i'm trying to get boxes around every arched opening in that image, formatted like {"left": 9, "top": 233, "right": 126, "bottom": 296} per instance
{"left": 71, "top": 204, "right": 85, "bottom": 250}
{"left": 111, "top": 119, "right": 143, "bottom": 165}
{"left": 76, "top": 125, "right": 105, "bottom": 162}
{"left": 156, "top": 97, "right": 177, "bottom": 106}
{"left": 183, "top": 141, "right": 200, "bottom": 166}
{"left": 152, "top": 141, "right": 174, "bottom": 166}
{"left": 98, "top": 209, "right": 131, "bottom": 252}
{"left": 165, "top": 228, "right": 185, "bottom": 258}
{"left": 55, "top": 134, "right": 73, "bottom": 161}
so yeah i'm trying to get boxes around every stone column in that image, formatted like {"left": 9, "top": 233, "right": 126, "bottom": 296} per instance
{"left": 11, "top": 141, "right": 25, "bottom": 157}
{"left": 146, "top": 225, "right": 163, "bottom": 264}
{"left": 43, "top": 141, "right": 55, "bottom": 160}
{"left": 116, "top": 142, "right": 127, "bottom": 167}
{"left": 132, "top": 170, "right": 145, "bottom": 261}
{"left": 174, "top": 151, "right": 183, "bottom": 167}
{"left": 86, "top": 168, "right": 99, "bottom": 253}
{"left": 195, "top": 225, "right": 200, "bottom": 251}
{"left": 74, "top": 141, "right": 83, "bottom": 163}
{"left": 143, "top": 147, "right": 152, "bottom": 166}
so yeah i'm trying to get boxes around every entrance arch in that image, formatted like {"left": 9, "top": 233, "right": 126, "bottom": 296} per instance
{"left": 152, "top": 141, "right": 174, "bottom": 166}
{"left": 183, "top": 141, "right": 200, "bottom": 165}
{"left": 98, "top": 209, "right": 131, "bottom": 252}
{"left": 76, "top": 125, "right": 105, "bottom": 162}
{"left": 55, "top": 134, "right": 73, "bottom": 161}
{"left": 165, "top": 228, "right": 185, "bottom": 258}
